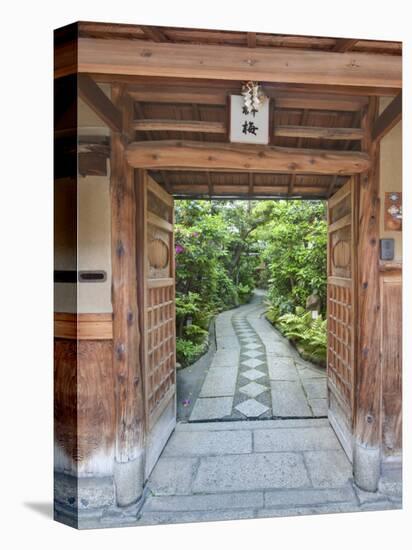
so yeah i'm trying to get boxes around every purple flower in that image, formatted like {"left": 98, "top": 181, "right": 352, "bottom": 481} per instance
{"left": 175, "top": 244, "right": 185, "bottom": 254}
{"left": 192, "top": 232, "right": 199, "bottom": 238}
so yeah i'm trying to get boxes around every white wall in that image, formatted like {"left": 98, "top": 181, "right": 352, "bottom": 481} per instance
{"left": 54, "top": 87, "right": 113, "bottom": 313}
{"left": 379, "top": 97, "right": 402, "bottom": 262}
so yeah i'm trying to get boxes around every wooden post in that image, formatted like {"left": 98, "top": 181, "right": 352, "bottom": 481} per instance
{"left": 110, "top": 85, "right": 145, "bottom": 507}
{"left": 353, "top": 97, "right": 382, "bottom": 491}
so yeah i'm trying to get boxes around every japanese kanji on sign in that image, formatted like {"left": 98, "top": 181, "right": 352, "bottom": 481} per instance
{"left": 229, "top": 90, "right": 270, "bottom": 145}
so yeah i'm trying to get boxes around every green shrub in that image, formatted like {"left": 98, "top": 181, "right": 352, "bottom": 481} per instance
{"left": 176, "top": 338, "right": 206, "bottom": 368}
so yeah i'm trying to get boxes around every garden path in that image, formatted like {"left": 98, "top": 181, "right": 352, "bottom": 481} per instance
{"left": 188, "top": 290, "right": 327, "bottom": 422}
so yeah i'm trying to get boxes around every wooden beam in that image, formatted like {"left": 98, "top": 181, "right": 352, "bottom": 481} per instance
{"left": 333, "top": 38, "right": 359, "bottom": 53}
{"left": 167, "top": 182, "right": 328, "bottom": 197}
{"left": 133, "top": 119, "right": 226, "bottom": 133}
{"left": 139, "top": 25, "right": 170, "bottom": 42}
{"left": 247, "top": 32, "right": 256, "bottom": 48}
{"left": 128, "top": 84, "right": 369, "bottom": 111}
{"left": 78, "top": 151, "right": 108, "bottom": 176}
{"left": 110, "top": 85, "right": 145, "bottom": 504}
{"left": 78, "top": 74, "right": 122, "bottom": 133}
{"left": 248, "top": 172, "right": 254, "bottom": 195}
{"left": 354, "top": 97, "right": 382, "bottom": 491}
{"left": 372, "top": 92, "right": 402, "bottom": 143}
{"left": 207, "top": 172, "right": 213, "bottom": 196}
{"left": 133, "top": 120, "right": 363, "bottom": 139}
{"left": 77, "top": 38, "right": 401, "bottom": 88}
{"left": 90, "top": 73, "right": 399, "bottom": 97}
{"left": 126, "top": 140, "right": 370, "bottom": 175}
{"left": 288, "top": 174, "right": 297, "bottom": 195}
{"left": 275, "top": 125, "right": 364, "bottom": 140}
{"left": 327, "top": 175, "right": 339, "bottom": 197}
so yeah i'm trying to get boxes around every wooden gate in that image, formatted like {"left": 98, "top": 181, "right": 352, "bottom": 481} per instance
{"left": 136, "top": 172, "right": 176, "bottom": 478}
{"left": 327, "top": 177, "right": 357, "bottom": 460}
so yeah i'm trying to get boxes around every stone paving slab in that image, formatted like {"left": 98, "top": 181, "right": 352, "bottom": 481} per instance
{"left": 148, "top": 457, "right": 198, "bottom": 495}
{"left": 301, "top": 378, "right": 327, "bottom": 399}
{"left": 139, "top": 508, "right": 255, "bottom": 526}
{"left": 296, "top": 362, "right": 326, "bottom": 379}
{"left": 264, "top": 484, "right": 357, "bottom": 508}
{"left": 304, "top": 450, "right": 353, "bottom": 488}
{"left": 235, "top": 398, "right": 269, "bottom": 418}
{"left": 211, "top": 350, "right": 239, "bottom": 368}
{"left": 192, "top": 452, "right": 311, "bottom": 493}
{"left": 199, "top": 367, "right": 238, "bottom": 397}
{"left": 271, "top": 381, "right": 313, "bottom": 417}
{"left": 162, "top": 429, "right": 252, "bottom": 457}
{"left": 144, "top": 491, "right": 264, "bottom": 512}
{"left": 176, "top": 418, "right": 330, "bottom": 431}
{"left": 265, "top": 344, "right": 294, "bottom": 355}
{"left": 256, "top": 502, "right": 361, "bottom": 518}
{"left": 268, "top": 364, "right": 299, "bottom": 381}
{"left": 189, "top": 396, "right": 233, "bottom": 421}
{"left": 308, "top": 398, "right": 328, "bottom": 416}
{"left": 254, "top": 426, "right": 341, "bottom": 453}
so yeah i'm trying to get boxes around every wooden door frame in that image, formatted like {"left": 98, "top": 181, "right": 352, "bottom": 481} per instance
{"left": 57, "top": 59, "right": 389, "bottom": 504}
{"left": 109, "top": 104, "right": 383, "bottom": 497}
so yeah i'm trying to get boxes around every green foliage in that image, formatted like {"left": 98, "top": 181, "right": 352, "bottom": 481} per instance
{"left": 270, "top": 306, "right": 327, "bottom": 364}
{"left": 174, "top": 200, "right": 263, "bottom": 365}
{"left": 175, "top": 338, "right": 205, "bottom": 368}
{"left": 254, "top": 200, "right": 327, "bottom": 315}
{"left": 174, "top": 199, "right": 327, "bottom": 367}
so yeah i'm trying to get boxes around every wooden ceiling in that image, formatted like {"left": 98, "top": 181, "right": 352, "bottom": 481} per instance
{"left": 62, "top": 22, "right": 402, "bottom": 200}
{"left": 126, "top": 78, "right": 366, "bottom": 199}
{"left": 77, "top": 22, "right": 401, "bottom": 56}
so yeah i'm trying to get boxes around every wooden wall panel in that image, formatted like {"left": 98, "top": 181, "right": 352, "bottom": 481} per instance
{"left": 54, "top": 313, "right": 113, "bottom": 340}
{"left": 381, "top": 272, "right": 402, "bottom": 457}
{"left": 54, "top": 338, "right": 115, "bottom": 475}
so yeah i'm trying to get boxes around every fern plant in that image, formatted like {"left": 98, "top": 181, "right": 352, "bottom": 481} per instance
{"left": 274, "top": 307, "right": 327, "bottom": 365}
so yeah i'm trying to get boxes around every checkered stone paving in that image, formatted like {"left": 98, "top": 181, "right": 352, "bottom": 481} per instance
{"left": 189, "top": 290, "right": 327, "bottom": 422}
{"left": 232, "top": 306, "right": 273, "bottom": 419}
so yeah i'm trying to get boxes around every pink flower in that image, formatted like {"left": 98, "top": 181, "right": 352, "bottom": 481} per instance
{"left": 175, "top": 244, "right": 185, "bottom": 254}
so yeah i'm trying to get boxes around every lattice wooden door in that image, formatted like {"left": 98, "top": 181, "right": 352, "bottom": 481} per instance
{"left": 136, "top": 172, "right": 176, "bottom": 478}
{"left": 327, "top": 177, "right": 357, "bottom": 460}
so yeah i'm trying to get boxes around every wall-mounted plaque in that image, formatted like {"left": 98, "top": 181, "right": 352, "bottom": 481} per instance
{"left": 229, "top": 94, "right": 270, "bottom": 145}
{"left": 384, "top": 192, "right": 402, "bottom": 231}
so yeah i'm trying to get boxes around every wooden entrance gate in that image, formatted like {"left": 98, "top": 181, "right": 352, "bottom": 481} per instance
{"left": 54, "top": 23, "right": 402, "bottom": 519}
{"left": 136, "top": 172, "right": 176, "bottom": 477}
{"left": 327, "top": 178, "right": 357, "bottom": 459}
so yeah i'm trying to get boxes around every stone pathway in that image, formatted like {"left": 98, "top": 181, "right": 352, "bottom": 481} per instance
{"left": 77, "top": 417, "right": 401, "bottom": 528}
{"left": 131, "top": 419, "right": 400, "bottom": 526}
{"left": 72, "top": 292, "right": 402, "bottom": 529}
{"left": 189, "top": 291, "right": 327, "bottom": 421}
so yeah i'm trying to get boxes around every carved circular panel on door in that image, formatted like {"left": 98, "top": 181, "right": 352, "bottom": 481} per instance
{"left": 332, "top": 240, "right": 350, "bottom": 269}
{"left": 148, "top": 238, "right": 169, "bottom": 269}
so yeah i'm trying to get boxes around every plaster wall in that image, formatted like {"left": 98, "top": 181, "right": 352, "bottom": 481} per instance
{"left": 379, "top": 97, "right": 402, "bottom": 262}
{"left": 54, "top": 90, "right": 112, "bottom": 313}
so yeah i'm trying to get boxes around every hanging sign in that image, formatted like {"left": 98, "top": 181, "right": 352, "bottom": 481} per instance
{"left": 229, "top": 91, "right": 270, "bottom": 145}
{"left": 384, "top": 192, "right": 402, "bottom": 231}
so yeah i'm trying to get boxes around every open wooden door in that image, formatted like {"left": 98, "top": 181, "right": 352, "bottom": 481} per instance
{"left": 327, "top": 177, "right": 357, "bottom": 460}
{"left": 136, "top": 172, "right": 176, "bottom": 479}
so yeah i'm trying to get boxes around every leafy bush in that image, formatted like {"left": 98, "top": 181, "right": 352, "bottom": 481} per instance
{"left": 254, "top": 201, "right": 327, "bottom": 316}
{"left": 174, "top": 200, "right": 262, "bottom": 366}
{"left": 176, "top": 338, "right": 206, "bottom": 368}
